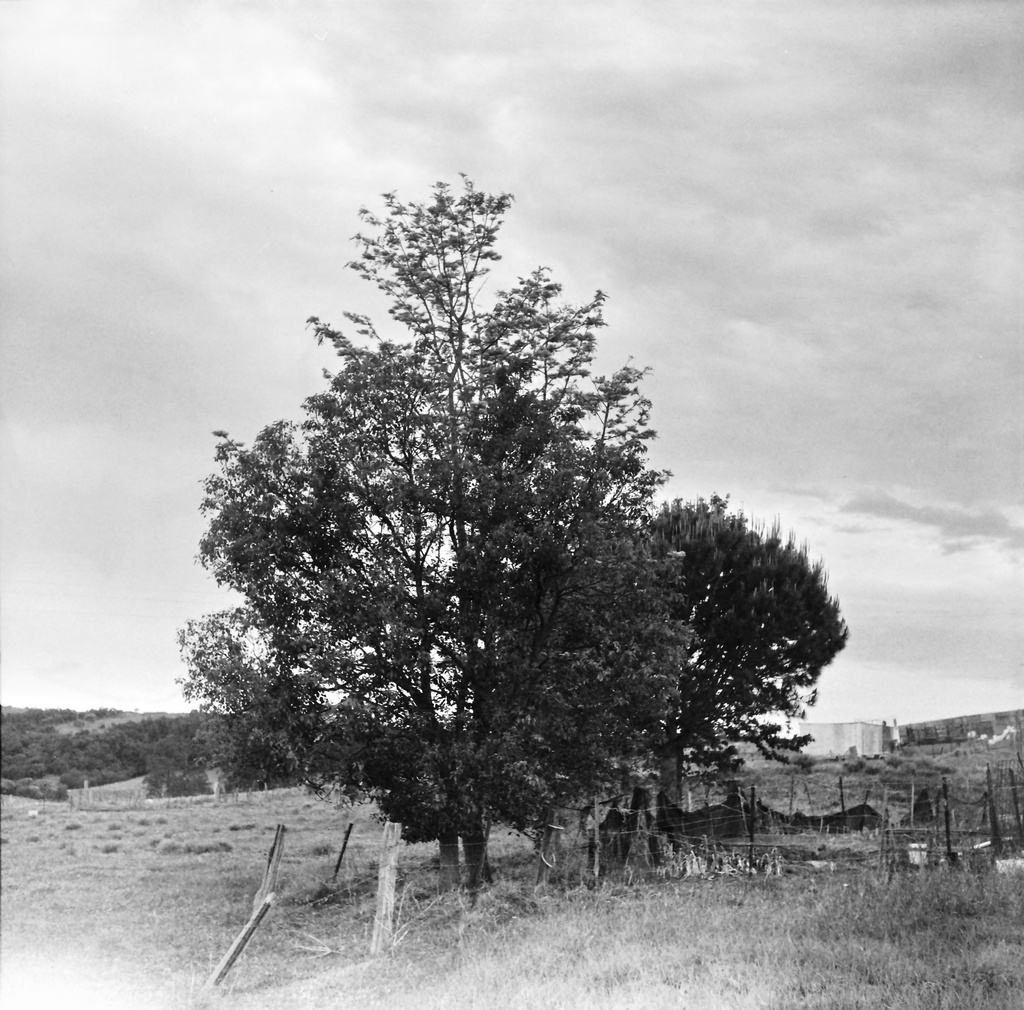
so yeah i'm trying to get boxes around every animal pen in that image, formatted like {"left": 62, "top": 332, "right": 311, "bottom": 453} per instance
{"left": 543, "top": 758, "right": 1024, "bottom": 880}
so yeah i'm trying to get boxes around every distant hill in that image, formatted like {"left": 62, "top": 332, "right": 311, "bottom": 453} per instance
{"left": 1, "top": 706, "right": 193, "bottom": 736}
{"left": 1, "top": 706, "right": 212, "bottom": 799}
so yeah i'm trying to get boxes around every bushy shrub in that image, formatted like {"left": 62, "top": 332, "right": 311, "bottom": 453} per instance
{"left": 3, "top": 777, "right": 67, "bottom": 801}
{"left": 144, "top": 766, "right": 213, "bottom": 799}
{"left": 59, "top": 768, "right": 88, "bottom": 789}
{"left": 14, "top": 779, "right": 43, "bottom": 800}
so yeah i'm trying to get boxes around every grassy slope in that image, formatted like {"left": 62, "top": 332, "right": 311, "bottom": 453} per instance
{"left": 2, "top": 776, "right": 1022, "bottom": 1010}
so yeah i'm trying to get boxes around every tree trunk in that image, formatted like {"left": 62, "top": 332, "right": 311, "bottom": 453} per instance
{"left": 462, "top": 821, "right": 490, "bottom": 891}
{"left": 535, "top": 807, "right": 560, "bottom": 887}
{"left": 438, "top": 829, "right": 461, "bottom": 891}
{"left": 659, "top": 746, "right": 680, "bottom": 803}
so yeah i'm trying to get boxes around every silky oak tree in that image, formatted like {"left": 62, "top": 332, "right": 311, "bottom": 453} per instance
{"left": 180, "top": 179, "right": 680, "bottom": 888}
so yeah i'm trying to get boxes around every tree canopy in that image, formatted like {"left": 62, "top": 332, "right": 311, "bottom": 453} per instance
{"left": 180, "top": 178, "right": 680, "bottom": 885}
{"left": 181, "top": 180, "right": 850, "bottom": 885}
{"left": 650, "top": 495, "right": 849, "bottom": 791}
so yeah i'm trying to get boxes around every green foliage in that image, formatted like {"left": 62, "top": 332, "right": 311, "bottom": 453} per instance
{"left": 58, "top": 768, "right": 88, "bottom": 789}
{"left": 650, "top": 495, "right": 848, "bottom": 775}
{"left": 174, "top": 612, "right": 309, "bottom": 791}
{"left": 143, "top": 766, "right": 212, "bottom": 799}
{"left": 0, "top": 708, "right": 215, "bottom": 792}
{"left": 181, "top": 178, "right": 679, "bottom": 844}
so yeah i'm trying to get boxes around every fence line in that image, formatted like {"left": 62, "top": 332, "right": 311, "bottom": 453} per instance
{"left": 64, "top": 783, "right": 309, "bottom": 811}
{"left": 540, "top": 763, "right": 1022, "bottom": 877}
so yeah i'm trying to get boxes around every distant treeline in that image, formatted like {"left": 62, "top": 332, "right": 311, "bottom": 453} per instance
{"left": 0, "top": 707, "right": 215, "bottom": 800}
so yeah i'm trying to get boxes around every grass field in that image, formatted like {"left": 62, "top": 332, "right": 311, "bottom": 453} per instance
{"left": 2, "top": 762, "right": 1022, "bottom": 1010}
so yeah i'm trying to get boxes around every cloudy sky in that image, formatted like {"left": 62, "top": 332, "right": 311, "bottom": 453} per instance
{"left": 1, "top": 1, "right": 1021, "bottom": 724}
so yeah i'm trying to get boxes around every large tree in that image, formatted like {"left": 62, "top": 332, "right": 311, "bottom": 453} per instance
{"left": 180, "top": 179, "right": 680, "bottom": 887}
{"left": 650, "top": 496, "right": 848, "bottom": 794}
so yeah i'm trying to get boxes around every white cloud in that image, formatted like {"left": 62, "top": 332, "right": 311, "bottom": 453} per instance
{"left": 1, "top": 0, "right": 1020, "bottom": 718}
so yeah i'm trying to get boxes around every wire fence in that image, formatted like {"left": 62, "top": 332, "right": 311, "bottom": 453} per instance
{"left": 547, "top": 757, "right": 1024, "bottom": 878}
{"left": 64, "top": 782, "right": 304, "bottom": 811}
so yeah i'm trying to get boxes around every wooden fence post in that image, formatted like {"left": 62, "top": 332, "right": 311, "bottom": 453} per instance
{"left": 788, "top": 774, "right": 795, "bottom": 819}
{"left": 200, "top": 894, "right": 275, "bottom": 997}
{"left": 331, "top": 823, "right": 354, "bottom": 883}
{"left": 802, "top": 781, "right": 816, "bottom": 823}
{"left": 878, "top": 784, "right": 888, "bottom": 872}
{"left": 592, "top": 797, "right": 601, "bottom": 881}
{"left": 942, "top": 777, "right": 954, "bottom": 864}
{"left": 370, "top": 821, "right": 402, "bottom": 956}
{"left": 1009, "top": 768, "right": 1023, "bottom": 844}
{"left": 986, "top": 765, "right": 1003, "bottom": 855}
{"left": 839, "top": 776, "right": 847, "bottom": 832}
{"left": 535, "top": 808, "right": 562, "bottom": 888}
{"left": 747, "top": 785, "right": 756, "bottom": 871}
{"left": 857, "top": 788, "right": 871, "bottom": 832}
{"left": 254, "top": 825, "right": 286, "bottom": 913}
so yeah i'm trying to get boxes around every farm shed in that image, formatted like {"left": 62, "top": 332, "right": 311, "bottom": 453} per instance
{"left": 799, "top": 721, "right": 893, "bottom": 758}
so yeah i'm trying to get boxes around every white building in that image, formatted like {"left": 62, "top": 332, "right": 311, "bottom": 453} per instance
{"left": 799, "top": 721, "right": 894, "bottom": 758}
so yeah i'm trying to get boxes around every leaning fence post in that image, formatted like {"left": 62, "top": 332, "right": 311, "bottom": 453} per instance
{"left": 370, "top": 821, "right": 402, "bottom": 956}
{"left": 200, "top": 894, "right": 275, "bottom": 997}
{"left": 986, "top": 764, "right": 1003, "bottom": 855}
{"left": 254, "top": 824, "right": 286, "bottom": 914}
{"left": 331, "top": 823, "right": 354, "bottom": 883}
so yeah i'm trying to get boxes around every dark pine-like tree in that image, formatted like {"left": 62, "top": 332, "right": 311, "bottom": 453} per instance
{"left": 650, "top": 496, "right": 848, "bottom": 794}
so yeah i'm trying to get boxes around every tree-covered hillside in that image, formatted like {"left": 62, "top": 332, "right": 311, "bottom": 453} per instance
{"left": 0, "top": 707, "right": 215, "bottom": 799}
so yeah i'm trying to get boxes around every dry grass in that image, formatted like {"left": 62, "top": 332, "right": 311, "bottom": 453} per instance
{"left": 2, "top": 784, "right": 1022, "bottom": 1010}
